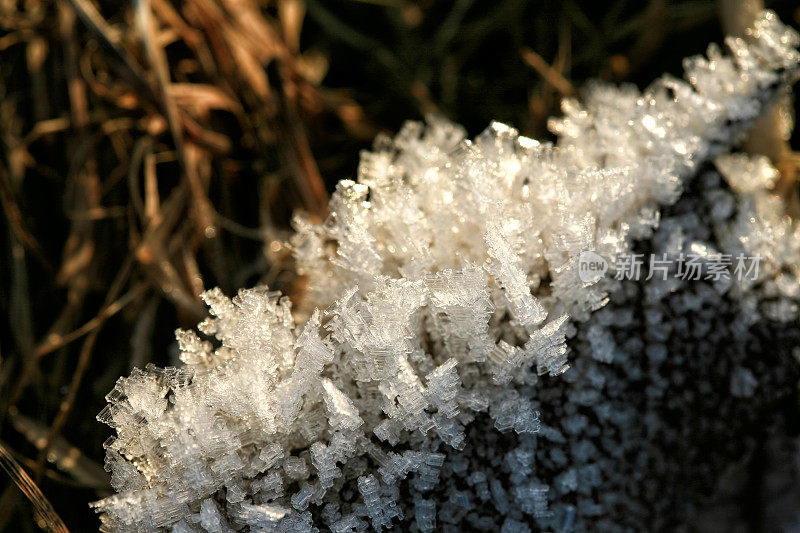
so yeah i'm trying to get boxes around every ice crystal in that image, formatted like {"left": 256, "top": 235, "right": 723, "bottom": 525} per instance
{"left": 93, "top": 12, "right": 800, "bottom": 532}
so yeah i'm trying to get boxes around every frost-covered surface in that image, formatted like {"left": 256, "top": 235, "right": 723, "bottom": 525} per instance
{"left": 506, "top": 156, "right": 800, "bottom": 531}
{"left": 92, "top": 12, "right": 800, "bottom": 532}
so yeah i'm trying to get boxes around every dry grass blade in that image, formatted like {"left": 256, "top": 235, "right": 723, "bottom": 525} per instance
{"left": 0, "top": 442, "right": 69, "bottom": 533}
{"left": 34, "top": 262, "right": 142, "bottom": 482}
{"left": 34, "top": 283, "right": 146, "bottom": 358}
{"left": 0, "top": 166, "right": 53, "bottom": 273}
{"left": 135, "top": 0, "right": 186, "bottom": 164}
{"left": 66, "top": 0, "right": 153, "bottom": 99}
{"left": 9, "top": 411, "right": 108, "bottom": 490}
{"left": 167, "top": 83, "right": 242, "bottom": 116}
{"left": 520, "top": 46, "right": 574, "bottom": 96}
{"left": 279, "top": 0, "right": 305, "bottom": 54}
{"left": 151, "top": 0, "right": 216, "bottom": 75}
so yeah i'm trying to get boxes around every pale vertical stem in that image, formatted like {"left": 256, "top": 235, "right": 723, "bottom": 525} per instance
{"left": 718, "top": 0, "right": 763, "bottom": 37}
{"left": 719, "top": 0, "right": 799, "bottom": 215}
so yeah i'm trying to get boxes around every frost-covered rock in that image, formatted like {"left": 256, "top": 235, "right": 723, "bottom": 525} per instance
{"left": 92, "top": 11, "right": 800, "bottom": 532}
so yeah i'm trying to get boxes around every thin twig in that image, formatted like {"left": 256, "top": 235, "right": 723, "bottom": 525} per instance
{"left": 34, "top": 283, "right": 146, "bottom": 358}
{"left": 34, "top": 260, "right": 140, "bottom": 482}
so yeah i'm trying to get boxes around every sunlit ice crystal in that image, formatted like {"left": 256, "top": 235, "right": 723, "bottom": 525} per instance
{"left": 92, "top": 11, "right": 800, "bottom": 532}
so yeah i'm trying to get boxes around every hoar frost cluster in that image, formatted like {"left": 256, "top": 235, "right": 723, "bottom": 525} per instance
{"left": 92, "top": 12, "right": 800, "bottom": 532}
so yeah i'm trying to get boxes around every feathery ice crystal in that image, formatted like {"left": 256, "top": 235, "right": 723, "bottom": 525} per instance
{"left": 92, "top": 12, "right": 800, "bottom": 532}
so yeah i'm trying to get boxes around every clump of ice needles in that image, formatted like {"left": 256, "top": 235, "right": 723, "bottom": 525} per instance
{"left": 92, "top": 11, "right": 800, "bottom": 532}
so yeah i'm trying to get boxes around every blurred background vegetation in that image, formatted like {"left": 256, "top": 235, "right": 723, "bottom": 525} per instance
{"left": 0, "top": 0, "right": 798, "bottom": 529}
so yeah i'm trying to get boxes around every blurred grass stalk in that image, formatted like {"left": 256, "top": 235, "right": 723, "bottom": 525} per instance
{"left": 720, "top": 0, "right": 800, "bottom": 215}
